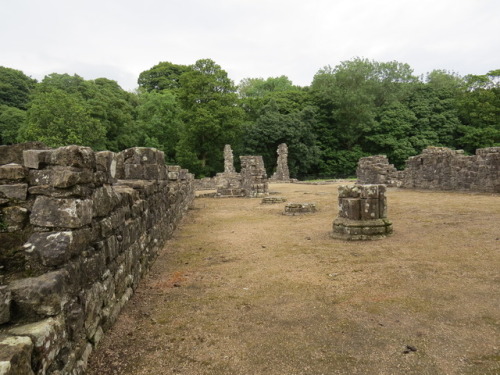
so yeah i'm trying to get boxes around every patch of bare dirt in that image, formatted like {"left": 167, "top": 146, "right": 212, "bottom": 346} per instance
{"left": 87, "top": 183, "right": 500, "bottom": 375}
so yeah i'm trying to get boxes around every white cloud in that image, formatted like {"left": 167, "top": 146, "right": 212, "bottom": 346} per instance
{"left": 1, "top": 0, "right": 498, "bottom": 91}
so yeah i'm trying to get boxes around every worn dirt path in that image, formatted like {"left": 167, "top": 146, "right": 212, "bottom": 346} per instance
{"left": 87, "top": 183, "right": 500, "bottom": 375}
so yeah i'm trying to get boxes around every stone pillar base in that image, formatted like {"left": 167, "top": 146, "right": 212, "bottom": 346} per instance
{"left": 332, "top": 217, "right": 393, "bottom": 240}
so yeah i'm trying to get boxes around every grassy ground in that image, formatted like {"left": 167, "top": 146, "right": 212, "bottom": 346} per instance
{"left": 87, "top": 183, "right": 500, "bottom": 375}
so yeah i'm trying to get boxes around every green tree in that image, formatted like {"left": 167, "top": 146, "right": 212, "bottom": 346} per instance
{"left": 19, "top": 87, "right": 106, "bottom": 149}
{"left": 0, "top": 66, "right": 37, "bottom": 110}
{"left": 176, "top": 59, "right": 244, "bottom": 177}
{"left": 34, "top": 73, "right": 140, "bottom": 151}
{"left": 243, "top": 95, "right": 319, "bottom": 178}
{"left": 136, "top": 90, "right": 182, "bottom": 162}
{"left": 310, "top": 58, "right": 417, "bottom": 176}
{"left": 89, "top": 78, "right": 140, "bottom": 151}
{"left": 456, "top": 70, "right": 500, "bottom": 152}
{"left": 138, "top": 61, "right": 191, "bottom": 92}
{"left": 0, "top": 105, "right": 26, "bottom": 144}
{"left": 238, "top": 76, "right": 295, "bottom": 98}
{"left": 365, "top": 101, "right": 418, "bottom": 168}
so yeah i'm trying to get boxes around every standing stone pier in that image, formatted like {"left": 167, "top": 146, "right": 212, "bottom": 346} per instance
{"left": 332, "top": 184, "right": 392, "bottom": 240}
{"left": 223, "top": 144, "right": 235, "bottom": 174}
{"left": 215, "top": 145, "right": 244, "bottom": 197}
{"left": 270, "top": 143, "right": 290, "bottom": 182}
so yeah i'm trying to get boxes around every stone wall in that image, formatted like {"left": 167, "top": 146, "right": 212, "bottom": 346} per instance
{"left": 239, "top": 156, "right": 268, "bottom": 198}
{"left": 193, "top": 177, "right": 217, "bottom": 190}
{"left": 356, "top": 147, "right": 500, "bottom": 193}
{"left": 0, "top": 144, "right": 194, "bottom": 375}
{"left": 356, "top": 155, "right": 401, "bottom": 187}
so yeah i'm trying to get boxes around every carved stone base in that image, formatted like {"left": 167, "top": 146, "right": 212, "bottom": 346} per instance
{"left": 331, "top": 217, "right": 393, "bottom": 240}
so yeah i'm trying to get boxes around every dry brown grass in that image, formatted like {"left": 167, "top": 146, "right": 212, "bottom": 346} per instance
{"left": 87, "top": 183, "right": 500, "bottom": 375}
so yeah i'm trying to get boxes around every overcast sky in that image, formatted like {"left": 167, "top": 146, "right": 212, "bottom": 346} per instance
{"left": 2, "top": 0, "right": 499, "bottom": 91}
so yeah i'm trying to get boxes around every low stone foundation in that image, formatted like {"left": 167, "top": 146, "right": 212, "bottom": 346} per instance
{"left": 332, "top": 184, "right": 392, "bottom": 240}
{"left": 261, "top": 197, "right": 287, "bottom": 204}
{"left": 283, "top": 203, "right": 316, "bottom": 215}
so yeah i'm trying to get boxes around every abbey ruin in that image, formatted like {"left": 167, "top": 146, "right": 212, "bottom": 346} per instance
{"left": 1, "top": 142, "right": 499, "bottom": 374}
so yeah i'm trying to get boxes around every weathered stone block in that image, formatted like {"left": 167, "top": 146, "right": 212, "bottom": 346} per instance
{"left": 24, "top": 230, "right": 90, "bottom": 268}
{"left": 123, "top": 164, "right": 145, "bottom": 179}
{"left": 96, "top": 151, "right": 117, "bottom": 180}
{"left": 9, "top": 269, "right": 68, "bottom": 319}
{"left": 122, "top": 147, "right": 158, "bottom": 165}
{"left": 155, "top": 150, "right": 165, "bottom": 165}
{"left": 0, "top": 184, "right": 28, "bottom": 200}
{"left": 28, "top": 167, "right": 93, "bottom": 188}
{"left": 0, "top": 164, "right": 27, "bottom": 181}
{"left": 359, "top": 184, "right": 382, "bottom": 199}
{"left": 168, "top": 171, "right": 179, "bottom": 180}
{"left": 1, "top": 206, "right": 29, "bottom": 232}
{"left": 49, "top": 146, "right": 96, "bottom": 169}
{"left": 27, "top": 184, "right": 94, "bottom": 199}
{"left": 360, "top": 198, "right": 380, "bottom": 220}
{"left": 30, "top": 196, "right": 93, "bottom": 228}
{"left": 338, "top": 185, "right": 361, "bottom": 198}
{"left": 0, "top": 335, "right": 35, "bottom": 375}
{"left": 0, "top": 286, "right": 11, "bottom": 324}
{"left": 92, "top": 185, "right": 119, "bottom": 218}
{"left": 167, "top": 165, "right": 181, "bottom": 173}
{"left": 143, "top": 165, "right": 160, "bottom": 180}
{"left": 23, "top": 149, "right": 52, "bottom": 169}
{"left": 8, "top": 317, "right": 65, "bottom": 375}
{"left": 82, "top": 282, "right": 105, "bottom": 339}
{"left": 0, "top": 142, "right": 47, "bottom": 165}
{"left": 339, "top": 198, "right": 361, "bottom": 220}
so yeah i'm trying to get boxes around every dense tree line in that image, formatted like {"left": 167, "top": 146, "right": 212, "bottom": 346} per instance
{"left": 1, "top": 59, "right": 498, "bottom": 178}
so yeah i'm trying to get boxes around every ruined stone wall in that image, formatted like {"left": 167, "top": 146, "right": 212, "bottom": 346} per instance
{"left": 239, "top": 156, "right": 268, "bottom": 197}
{"left": 193, "top": 177, "right": 217, "bottom": 190}
{"left": 356, "top": 155, "right": 401, "bottom": 187}
{"left": 0, "top": 144, "right": 194, "bottom": 375}
{"left": 356, "top": 147, "right": 500, "bottom": 193}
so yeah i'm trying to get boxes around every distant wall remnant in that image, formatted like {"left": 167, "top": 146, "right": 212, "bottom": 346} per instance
{"left": 270, "top": 143, "right": 290, "bottom": 182}
{"left": 357, "top": 147, "right": 500, "bottom": 193}
{"left": 0, "top": 143, "right": 194, "bottom": 375}
{"left": 356, "top": 155, "right": 400, "bottom": 187}
{"left": 332, "top": 184, "right": 393, "bottom": 241}
{"left": 194, "top": 177, "right": 217, "bottom": 190}
{"left": 240, "top": 156, "right": 269, "bottom": 197}
{"left": 215, "top": 172, "right": 245, "bottom": 197}
{"left": 195, "top": 146, "right": 269, "bottom": 198}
